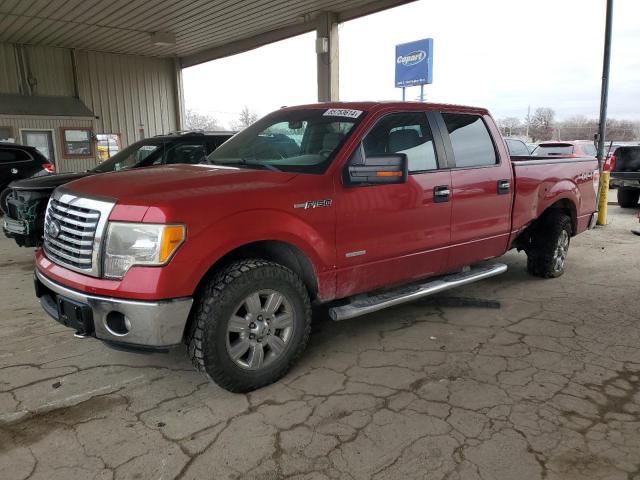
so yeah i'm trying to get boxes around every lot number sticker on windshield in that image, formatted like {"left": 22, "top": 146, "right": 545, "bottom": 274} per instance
{"left": 323, "top": 108, "right": 363, "bottom": 119}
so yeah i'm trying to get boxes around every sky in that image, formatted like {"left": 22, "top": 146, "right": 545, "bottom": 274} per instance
{"left": 183, "top": 0, "right": 640, "bottom": 128}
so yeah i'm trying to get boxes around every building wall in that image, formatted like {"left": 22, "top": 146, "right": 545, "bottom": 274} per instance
{"left": 76, "top": 50, "right": 178, "bottom": 148}
{"left": 0, "top": 43, "right": 179, "bottom": 172}
{"left": 0, "top": 43, "right": 20, "bottom": 94}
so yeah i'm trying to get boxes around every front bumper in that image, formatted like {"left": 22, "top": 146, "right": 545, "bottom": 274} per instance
{"left": 35, "top": 269, "right": 193, "bottom": 348}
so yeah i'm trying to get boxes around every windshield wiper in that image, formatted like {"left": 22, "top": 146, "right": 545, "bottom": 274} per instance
{"left": 241, "top": 160, "right": 281, "bottom": 172}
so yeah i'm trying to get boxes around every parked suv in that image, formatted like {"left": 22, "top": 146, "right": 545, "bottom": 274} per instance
{"left": 2, "top": 131, "right": 234, "bottom": 247}
{"left": 0, "top": 142, "right": 55, "bottom": 211}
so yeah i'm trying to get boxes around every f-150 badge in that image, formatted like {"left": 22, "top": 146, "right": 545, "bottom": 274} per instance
{"left": 294, "top": 199, "right": 332, "bottom": 209}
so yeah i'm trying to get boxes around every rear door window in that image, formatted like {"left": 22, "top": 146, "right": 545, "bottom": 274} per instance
{"left": 363, "top": 112, "right": 439, "bottom": 172}
{"left": 441, "top": 113, "right": 497, "bottom": 168}
{"left": 0, "top": 148, "right": 31, "bottom": 163}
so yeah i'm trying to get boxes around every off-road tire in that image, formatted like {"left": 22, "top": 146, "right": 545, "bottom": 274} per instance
{"left": 526, "top": 212, "right": 572, "bottom": 278}
{"left": 186, "top": 259, "right": 312, "bottom": 393}
{"left": 617, "top": 187, "right": 639, "bottom": 208}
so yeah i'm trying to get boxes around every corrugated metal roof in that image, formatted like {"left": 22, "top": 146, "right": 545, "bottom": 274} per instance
{"left": 0, "top": 0, "right": 414, "bottom": 65}
{"left": 0, "top": 93, "right": 95, "bottom": 117}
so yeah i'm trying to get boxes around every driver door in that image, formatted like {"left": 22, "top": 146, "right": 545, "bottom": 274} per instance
{"left": 334, "top": 111, "right": 452, "bottom": 298}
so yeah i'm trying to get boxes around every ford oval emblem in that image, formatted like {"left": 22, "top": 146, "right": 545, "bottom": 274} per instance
{"left": 47, "top": 220, "right": 61, "bottom": 239}
{"left": 397, "top": 50, "right": 426, "bottom": 67}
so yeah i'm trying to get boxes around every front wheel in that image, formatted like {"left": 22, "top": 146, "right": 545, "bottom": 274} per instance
{"left": 186, "top": 259, "right": 312, "bottom": 393}
{"left": 526, "top": 212, "right": 572, "bottom": 278}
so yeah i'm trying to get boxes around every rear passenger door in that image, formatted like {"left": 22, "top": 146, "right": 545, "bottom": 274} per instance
{"left": 335, "top": 111, "right": 452, "bottom": 298}
{"left": 437, "top": 112, "right": 513, "bottom": 270}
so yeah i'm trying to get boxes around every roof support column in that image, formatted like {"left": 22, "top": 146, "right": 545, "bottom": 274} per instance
{"left": 316, "top": 12, "right": 339, "bottom": 102}
{"left": 173, "top": 57, "right": 186, "bottom": 130}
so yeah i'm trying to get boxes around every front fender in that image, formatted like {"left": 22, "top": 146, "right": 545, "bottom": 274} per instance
{"left": 180, "top": 208, "right": 335, "bottom": 295}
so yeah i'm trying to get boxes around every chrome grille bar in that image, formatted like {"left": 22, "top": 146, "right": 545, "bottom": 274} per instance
{"left": 43, "top": 190, "right": 115, "bottom": 277}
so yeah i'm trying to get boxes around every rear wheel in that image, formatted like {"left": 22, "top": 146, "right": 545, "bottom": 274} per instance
{"left": 617, "top": 187, "right": 640, "bottom": 208}
{"left": 186, "top": 259, "right": 312, "bottom": 393}
{"left": 526, "top": 212, "right": 572, "bottom": 278}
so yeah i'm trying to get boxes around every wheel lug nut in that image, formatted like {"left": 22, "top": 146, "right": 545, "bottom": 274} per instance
{"left": 257, "top": 315, "right": 263, "bottom": 320}
{"left": 249, "top": 322, "right": 256, "bottom": 328}
{"left": 249, "top": 334, "right": 255, "bottom": 340}
{"left": 257, "top": 338, "right": 262, "bottom": 343}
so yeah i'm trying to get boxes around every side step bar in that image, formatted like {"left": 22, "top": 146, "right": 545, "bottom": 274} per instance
{"left": 328, "top": 263, "right": 508, "bottom": 321}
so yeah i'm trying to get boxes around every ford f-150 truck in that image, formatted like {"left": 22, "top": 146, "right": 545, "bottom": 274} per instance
{"left": 34, "top": 102, "right": 599, "bottom": 392}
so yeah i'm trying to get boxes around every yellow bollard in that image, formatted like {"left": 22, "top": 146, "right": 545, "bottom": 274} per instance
{"left": 597, "top": 171, "right": 610, "bottom": 225}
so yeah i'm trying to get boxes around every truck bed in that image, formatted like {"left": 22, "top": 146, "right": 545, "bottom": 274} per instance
{"left": 510, "top": 155, "right": 599, "bottom": 240}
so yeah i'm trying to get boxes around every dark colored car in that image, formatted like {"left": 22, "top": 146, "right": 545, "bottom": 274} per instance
{"left": 0, "top": 142, "right": 55, "bottom": 207}
{"left": 609, "top": 146, "right": 640, "bottom": 208}
{"left": 504, "top": 138, "right": 531, "bottom": 156}
{"left": 2, "top": 131, "right": 234, "bottom": 247}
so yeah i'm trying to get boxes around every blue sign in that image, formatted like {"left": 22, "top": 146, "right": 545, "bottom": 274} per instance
{"left": 395, "top": 38, "right": 433, "bottom": 88}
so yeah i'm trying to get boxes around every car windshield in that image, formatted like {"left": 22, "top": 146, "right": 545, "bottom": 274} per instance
{"left": 533, "top": 144, "right": 574, "bottom": 156}
{"left": 91, "top": 139, "right": 167, "bottom": 172}
{"left": 205, "top": 108, "right": 364, "bottom": 174}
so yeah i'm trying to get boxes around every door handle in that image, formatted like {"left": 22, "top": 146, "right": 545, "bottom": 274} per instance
{"left": 433, "top": 185, "right": 451, "bottom": 203}
{"left": 497, "top": 179, "right": 510, "bottom": 195}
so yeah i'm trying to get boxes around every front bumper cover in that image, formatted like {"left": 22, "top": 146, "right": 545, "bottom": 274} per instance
{"left": 35, "top": 269, "right": 193, "bottom": 348}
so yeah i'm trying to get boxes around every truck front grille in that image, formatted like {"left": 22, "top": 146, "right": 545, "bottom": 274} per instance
{"left": 44, "top": 199, "right": 100, "bottom": 269}
{"left": 42, "top": 190, "right": 115, "bottom": 277}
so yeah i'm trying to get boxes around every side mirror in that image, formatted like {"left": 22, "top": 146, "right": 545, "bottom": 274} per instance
{"left": 346, "top": 152, "right": 408, "bottom": 186}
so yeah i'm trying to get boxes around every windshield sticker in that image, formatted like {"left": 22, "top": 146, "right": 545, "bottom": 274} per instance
{"left": 323, "top": 108, "right": 363, "bottom": 119}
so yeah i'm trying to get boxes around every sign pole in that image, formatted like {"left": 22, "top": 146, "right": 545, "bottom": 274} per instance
{"left": 420, "top": 85, "right": 424, "bottom": 102}
{"left": 596, "top": 0, "right": 614, "bottom": 226}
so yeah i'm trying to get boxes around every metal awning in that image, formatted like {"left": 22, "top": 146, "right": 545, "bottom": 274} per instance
{"left": 0, "top": 0, "right": 415, "bottom": 67}
{"left": 0, "top": 93, "right": 95, "bottom": 117}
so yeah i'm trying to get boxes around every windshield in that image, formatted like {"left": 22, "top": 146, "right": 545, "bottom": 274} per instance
{"left": 92, "top": 139, "right": 166, "bottom": 172}
{"left": 205, "top": 108, "right": 364, "bottom": 174}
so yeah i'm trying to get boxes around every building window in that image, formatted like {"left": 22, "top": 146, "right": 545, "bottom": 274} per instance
{"left": 0, "top": 126, "right": 14, "bottom": 142}
{"left": 96, "top": 134, "right": 121, "bottom": 160}
{"left": 61, "top": 128, "right": 93, "bottom": 157}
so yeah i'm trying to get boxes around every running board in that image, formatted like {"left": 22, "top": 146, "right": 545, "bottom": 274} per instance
{"left": 328, "top": 263, "right": 508, "bottom": 321}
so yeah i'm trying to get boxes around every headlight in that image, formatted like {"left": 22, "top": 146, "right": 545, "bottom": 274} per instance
{"left": 103, "top": 223, "right": 186, "bottom": 279}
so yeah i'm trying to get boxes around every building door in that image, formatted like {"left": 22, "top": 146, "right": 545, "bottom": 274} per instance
{"left": 21, "top": 130, "right": 56, "bottom": 165}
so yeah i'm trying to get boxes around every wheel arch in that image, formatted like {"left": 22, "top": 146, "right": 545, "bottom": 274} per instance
{"left": 194, "top": 239, "right": 320, "bottom": 301}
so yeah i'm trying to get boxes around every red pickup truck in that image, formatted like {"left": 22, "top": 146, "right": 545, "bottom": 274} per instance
{"left": 34, "top": 102, "right": 599, "bottom": 392}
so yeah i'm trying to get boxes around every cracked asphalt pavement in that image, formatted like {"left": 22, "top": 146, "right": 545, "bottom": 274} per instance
{"left": 1, "top": 204, "right": 639, "bottom": 480}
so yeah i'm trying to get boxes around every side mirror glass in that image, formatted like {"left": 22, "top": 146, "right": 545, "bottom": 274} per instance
{"left": 346, "top": 148, "right": 408, "bottom": 186}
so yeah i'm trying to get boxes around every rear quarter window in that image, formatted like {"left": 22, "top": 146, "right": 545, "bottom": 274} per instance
{"left": 0, "top": 148, "right": 31, "bottom": 163}
{"left": 441, "top": 113, "right": 497, "bottom": 167}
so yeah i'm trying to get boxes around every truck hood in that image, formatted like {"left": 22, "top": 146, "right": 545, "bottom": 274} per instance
{"left": 10, "top": 172, "right": 95, "bottom": 191}
{"left": 64, "top": 164, "right": 297, "bottom": 205}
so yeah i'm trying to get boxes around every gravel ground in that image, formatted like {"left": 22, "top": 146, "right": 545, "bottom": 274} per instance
{"left": 1, "top": 203, "right": 639, "bottom": 480}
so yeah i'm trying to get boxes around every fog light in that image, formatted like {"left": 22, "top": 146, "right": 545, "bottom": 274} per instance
{"left": 105, "top": 311, "right": 130, "bottom": 335}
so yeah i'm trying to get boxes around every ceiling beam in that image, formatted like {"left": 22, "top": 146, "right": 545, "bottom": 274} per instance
{"left": 179, "top": 0, "right": 416, "bottom": 68}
